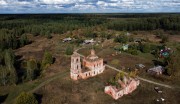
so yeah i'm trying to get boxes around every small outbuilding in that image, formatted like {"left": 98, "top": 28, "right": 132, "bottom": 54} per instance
{"left": 135, "top": 64, "right": 145, "bottom": 69}
{"left": 63, "top": 37, "right": 72, "bottom": 42}
{"left": 84, "top": 39, "right": 95, "bottom": 44}
{"left": 148, "top": 66, "right": 164, "bottom": 75}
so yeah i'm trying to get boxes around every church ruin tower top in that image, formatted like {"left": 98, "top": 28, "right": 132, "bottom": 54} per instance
{"left": 86, "top": 49, "right": 99, "bottom": 60}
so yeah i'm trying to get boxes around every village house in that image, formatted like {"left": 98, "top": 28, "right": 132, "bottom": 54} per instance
{"left": 83, "top": 39, "right": 95, "bottom": 44}
{"left": 104, "top": 76, "right": 139, "bottom": 100}
{"left": 135, "top": 64, "right": 145, "bottom": 69}
{"left": 160, "top": 46, "right": 171, "bottom": 58}
{"left": 62, "top": 37, "right": 72, "bottom": 42}
{"left": 70, "top": 49, "right": 105, "bottom": 80}
{"left": 148, "top": 66, "right": 164, "bottom": 75}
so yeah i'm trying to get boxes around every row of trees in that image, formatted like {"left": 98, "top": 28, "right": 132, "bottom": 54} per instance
{"left": 0, "top": 50, "right": 53, "bottom": 85}
{"left": 23, "top": 51, "right": 53, "bottom": 82}
{"left": 0, "top": 15, "right": 105, "bottom": 37}
{"left": 107, "top": 16, "right": 180, "bottom": 31}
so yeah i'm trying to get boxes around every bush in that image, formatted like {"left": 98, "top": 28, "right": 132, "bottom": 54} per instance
{"left": 139, "top": 43, "right": 150, "bottom": 53}
{"left": 129, "top": 37, "right": 134, "bottom": 42}
{"left": 73, "top": 38, "right": 83, "bottom": 45}
{"left": 114, "top": 45, "right": 122, "bottom": 51}
{"left": 100, "top": 32, "right": 112, "bottom": 39}
{"left": 26, "top": 58, "right": 38, "bottom": 81}
{"left": 20, "top": 34, "right": 29, "bottom": 47}
{"left": 129, "top": 44, "right": 138, "bottom": 50}
{"left": 15, "top": 92, "right": 38, "bottom": 104}
{"left": 41, "top": 51, "right": 53, "bottom": 70}
{"left": 127, "top": 49, "right": 138, "bottom": 55}
{"left": 114, "top": 35, "right": 128, "bottom": 43}
{"left": 45, "top": 31, "right": 52, "bottom": 39}
{"left": 65, "top": 46, "right": 73, "bottom": 55}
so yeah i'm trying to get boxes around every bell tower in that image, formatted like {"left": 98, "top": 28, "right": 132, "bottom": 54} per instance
{"left": 70, "top": 52, "right": 81, "bottom": 80}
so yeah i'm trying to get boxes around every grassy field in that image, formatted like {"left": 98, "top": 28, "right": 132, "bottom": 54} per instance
{"left": 78, "top": 43, "right": 180, "bottom": 88}
{"left": 35, "top": 68, "right": 180, "bottom": 104}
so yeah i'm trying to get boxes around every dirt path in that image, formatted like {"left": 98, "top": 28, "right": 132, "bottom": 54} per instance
{"left": 5, "top": 70, "right": 69, "bottom": 104}
{"left": 105, "top": 64, "right": 173, "bottom": 89}
{"left": 29, "top": 70, "right": 69, "bottom": 93}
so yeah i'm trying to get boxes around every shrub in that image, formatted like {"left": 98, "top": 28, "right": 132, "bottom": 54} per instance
{"left": 126, "top": 49, "right": 138, "bottom": 55}
{"left": 73, "top": 38, "right": 83, "bottom": 45}
{"left": 129, "top": 37, "right": 134, "bottom": 42}
{"left": 114, "top": 35, "right": 128, "bottom": 43}
{"left": 139, "top": 43, "right": 150, "bottom": 53}
{"left": 15, "top": 92, "right": 38, "bottom": 104}
{"left": 41, "top": 51, "right": 53, "bottom": 70}
{"left": 26, "top": 58, "right": 38, "bottom": 81}
{"left": 20, "top": 34, "right": 29, "bottom": 47}
{"left": 45, "top": 31, "right": 52, "bottom": 39}
{"left": 65, "top": 46, "right": 73, "bottom": 55}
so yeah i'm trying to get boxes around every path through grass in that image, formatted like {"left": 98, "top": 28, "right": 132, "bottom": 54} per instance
{"left": 4, "top": 70, "right": 69, "bottom": 104}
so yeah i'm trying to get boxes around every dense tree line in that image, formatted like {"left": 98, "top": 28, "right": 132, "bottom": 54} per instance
{"left": 0, "top": 15, "right": 106, "bottom": 36}
{"left": 107, "top": 16, "right": 180, "bottom": 31}
{"left": 0, "top": 29, "right": 29, "bottom": 50}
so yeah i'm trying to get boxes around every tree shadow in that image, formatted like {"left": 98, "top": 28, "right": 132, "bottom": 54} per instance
{"left": 34, "top": 93, "right": 43, "bottom": 104}
{"left": 14, "top": 55, "right": 26, "bottom": 84}
{"left": 104, "top": 61, "right": 107, "bottom": 64}
{"left": 53, "top": 57, "right": 56, "bottom": 64}
{"left": 0, "top": 94, "right": 8, "bottom": 103}
{"left": 152, "top": 60, "right": 165, "bottom": 67}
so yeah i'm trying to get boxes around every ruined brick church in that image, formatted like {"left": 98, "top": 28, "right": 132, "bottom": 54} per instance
{"left": 104, "top": 76, "right": 139, "bottom": 100}
{"left": 70, "top": 49, "right": 105, "bottom": 80}
{"left": 70, "top": 49, "right": 140, "bottom": 100}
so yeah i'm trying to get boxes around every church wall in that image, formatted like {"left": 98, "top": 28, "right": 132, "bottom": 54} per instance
{"left": 104, "top": 79, "right": 139, "bottom": 100}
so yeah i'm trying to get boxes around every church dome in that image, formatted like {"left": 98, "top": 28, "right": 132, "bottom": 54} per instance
{"left": 86, "top": 49, "right": 99, "bottom": 60}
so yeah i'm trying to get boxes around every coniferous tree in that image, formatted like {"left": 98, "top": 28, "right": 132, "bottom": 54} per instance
{"left": 0, "top": 66, "right": 8, "bottom": 86}
{"left": 41, "top": 51, "right": 53, "bottom": 70}
{"left": 20, "top": 34, "right": 28, "bottom": 47}
{"left": 4, "top": 49, "right": 17, "bottom": 84}
{"left": 4, "top": 49, "right": 15, "bottom": 71}
{"left": 26, "top": 58, "right": 38, "bottom": 81}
